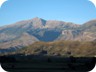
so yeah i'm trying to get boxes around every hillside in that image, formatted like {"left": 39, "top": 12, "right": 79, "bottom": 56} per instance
{"left": 2, "top": 41, "right": 96, "bottom": 57}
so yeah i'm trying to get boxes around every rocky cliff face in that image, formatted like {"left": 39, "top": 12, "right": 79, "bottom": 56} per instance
{"left": 0, "top": 17, "right": 96, "bottom": 51}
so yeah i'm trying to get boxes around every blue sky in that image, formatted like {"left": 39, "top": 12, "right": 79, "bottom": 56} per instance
{"left": 0, "top": 0, "right": 96, "bottom": 26}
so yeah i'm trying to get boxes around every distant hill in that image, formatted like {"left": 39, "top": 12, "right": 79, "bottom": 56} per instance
{"left": 0, "top": 17, "right": 96, "bottom": 53}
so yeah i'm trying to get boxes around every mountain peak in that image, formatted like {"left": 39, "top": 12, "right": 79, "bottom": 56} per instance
{"left": 33, "top": 17, "right": 40, "bottom": 19}
{"left": 32, "top": 17, "right": 43, "bottom": 21}
{"left": 31, "top": 17, "right": 46, "bottom": 26}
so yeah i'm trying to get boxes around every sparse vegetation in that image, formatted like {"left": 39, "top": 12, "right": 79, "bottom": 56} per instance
{"left": 1, "top": 40, "right": 96, "bottom": 57}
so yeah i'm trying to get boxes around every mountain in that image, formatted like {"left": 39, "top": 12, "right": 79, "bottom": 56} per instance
{"left": 0, "top": 17, "right": 96, "bottom": 52}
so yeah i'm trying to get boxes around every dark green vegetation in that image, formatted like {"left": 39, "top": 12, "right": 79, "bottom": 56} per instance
{"left": 1, "top": 56, "right": 95, "bottom": 71}
{"left": 1, "top": 40, "right": 96, "bottom": 57}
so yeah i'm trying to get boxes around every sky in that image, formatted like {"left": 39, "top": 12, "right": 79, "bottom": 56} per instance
{"left": 0, "top": 0, "right": 96, "bottom": 26}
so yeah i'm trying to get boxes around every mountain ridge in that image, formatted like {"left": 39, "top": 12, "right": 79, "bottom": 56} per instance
{"left": 0, "top": 17, "right": 80, "bottom": 28}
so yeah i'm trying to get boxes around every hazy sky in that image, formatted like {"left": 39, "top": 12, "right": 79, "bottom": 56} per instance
{"left": 0, "top": 0, "right": 96, "bottom": 26}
